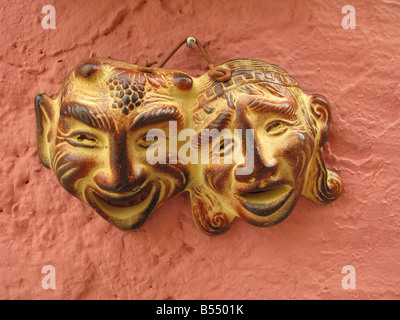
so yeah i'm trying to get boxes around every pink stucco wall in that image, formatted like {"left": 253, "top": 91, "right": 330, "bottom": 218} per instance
{"left": 1, "top": 0, "right": 399, "bottom": 299}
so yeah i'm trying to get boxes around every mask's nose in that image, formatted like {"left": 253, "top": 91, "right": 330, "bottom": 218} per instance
{"left": 234, "top": 139, "right": 278, "bottom": 183}
{"left": 94, "top": 135, "right": 147, "bottom": 193}
{"left": 94, "top": 166, "right": 146, "bottom": 194}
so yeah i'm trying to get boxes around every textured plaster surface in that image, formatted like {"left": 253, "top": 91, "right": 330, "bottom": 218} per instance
{"left": 0, "top": 0, "right": 399, "bottom": 299}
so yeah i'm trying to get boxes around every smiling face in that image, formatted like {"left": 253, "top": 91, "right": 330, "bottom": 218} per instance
{"left": 194, "top": 88, "right": 313, "bottom": 229}
{"left": 230, "top": 88, "right": 314, "bottom": 226}
{"left": 35, "top": 58, "right": 190, "bottom": 229}
{"left": 190, "top": 59, "right": 342, "bottom": 233}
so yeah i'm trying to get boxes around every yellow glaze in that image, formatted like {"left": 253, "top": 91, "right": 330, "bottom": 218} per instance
{"left": 35, "top": 58, "right": 342, "bottom": 235}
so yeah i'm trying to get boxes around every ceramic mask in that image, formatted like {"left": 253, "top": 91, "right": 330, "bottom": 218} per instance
{"left": 35, "top": 59, "right": 191, "bottom": 230}
{"left": 189, "top": 59, "right": 343, "bottom": 234}
{"left": 35, "top": 55, "right": 342, "bottom": 235}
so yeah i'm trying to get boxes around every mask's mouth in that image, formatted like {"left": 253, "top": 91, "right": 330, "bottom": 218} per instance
{"left": 237, "top": 184, "right": 293, "bottom": 217}
{"left": 90, "top": 184, "right": 158, "bottom": 220}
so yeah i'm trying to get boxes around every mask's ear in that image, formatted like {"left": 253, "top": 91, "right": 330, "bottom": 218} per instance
{"left": 34, "top": 94, "right": 56, "bottom": 168}
{"left": 302, "top": 93, "right": 343, "bottom": 204}
{"left": 308, "top": 94, "right": 331, "bottom": 147}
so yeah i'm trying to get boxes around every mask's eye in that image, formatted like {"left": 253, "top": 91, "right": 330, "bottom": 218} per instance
{"left": 213, "top": 138, "right": 234, "bottom": 156}
{"left": 266, "top": 121, "right": 288, "bottom": 136}
{"left": 137, "top": 129, "right": 168, "bottom": 149}
{"left": 67, "top": 132, "right": 98, "bottom": 148}
{"left": 137, "top": 133, "right": 165, "bottom": 149}
{"left": 138, "top": 135, "right": 157, "bottom": 149}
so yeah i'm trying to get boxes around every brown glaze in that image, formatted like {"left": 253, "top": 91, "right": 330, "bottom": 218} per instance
{"left": 189, "top": 59, "right": 342, "bottom": 234}
{"left": 35, "top": 58, "right": 190, "bottom": 230}
{"left": 172, "top": 73, "right": 193, "bottom": 91}
{"left": 35, "top": 57, "right": 342, "bottom": 235}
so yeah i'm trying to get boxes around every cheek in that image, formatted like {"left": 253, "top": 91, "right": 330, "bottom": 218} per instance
{"left": 204, "top": 164, "right": 234, "bottom": 192}
{"left": 53, "top": 145, "right": 98, "bottom": 195}
{"left": 152, "top": 162, "right": 189, "bottom": 194}
{"left": 279, "top": 132, "right": 314, "bottom": 182}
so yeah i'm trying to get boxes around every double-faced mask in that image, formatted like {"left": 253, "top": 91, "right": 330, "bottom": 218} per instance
{"left": 35, "top": 44, "right": 342, "bottom": 235}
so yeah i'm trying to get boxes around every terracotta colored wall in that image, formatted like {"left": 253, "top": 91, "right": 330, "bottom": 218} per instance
{"left": 1, "top": 0, "right": 399, "bottom": 300}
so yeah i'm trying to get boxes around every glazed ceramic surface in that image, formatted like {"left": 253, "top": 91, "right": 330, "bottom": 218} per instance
{"left": 35, "top": 57, "right": 342, "bottom": 235}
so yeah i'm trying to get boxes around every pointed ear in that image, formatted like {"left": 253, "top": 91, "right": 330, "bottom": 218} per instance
{"left": 308, "top": 94, "right": 331, "bottom": 147}
{"left": 34, "top": 94, "right": 56, "bottom": 168}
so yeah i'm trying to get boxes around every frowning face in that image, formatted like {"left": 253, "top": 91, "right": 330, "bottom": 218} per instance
{"left": 35, "top": 59, "right": 189, "bottom": 230}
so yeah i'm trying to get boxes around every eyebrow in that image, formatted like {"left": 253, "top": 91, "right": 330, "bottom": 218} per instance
{"left": 60, "top": 102, "right": 110, "bottom": 131}
{"left": 130, "top": 106, "right": 184, "bottom": 130}
{"left": 247, "top": 97, "right": 297, "bottom": 119}
{"left": 205, "top": 111, "right": 234, "bottom": 131}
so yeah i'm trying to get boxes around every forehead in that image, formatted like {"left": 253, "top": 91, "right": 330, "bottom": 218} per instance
{"left": 59, "top": 59, "right": 191, "bottom": 130}
{"left": 224, "top": 60, "right": 305, "bottom": 120}
{"left": 193, "top": 77, "right": 303, "bottom": 132}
